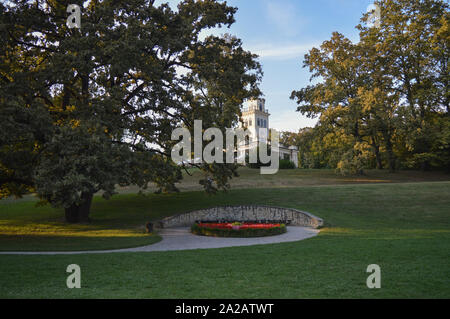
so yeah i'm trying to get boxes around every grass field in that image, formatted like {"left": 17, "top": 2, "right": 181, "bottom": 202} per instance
{"left": 0, "top": 169, "right": 449, "bottom": 298}
{"left": 119, "top": 167, "right": 450, "bottom": 192}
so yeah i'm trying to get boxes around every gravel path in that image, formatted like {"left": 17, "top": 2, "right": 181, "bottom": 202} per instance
{"left": 0, "top": 226, "right": 319, "bottom": 255}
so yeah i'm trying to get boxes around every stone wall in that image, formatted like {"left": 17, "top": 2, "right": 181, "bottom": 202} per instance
{"left": 156, "top": 206, "right": 323, "bottom": 229}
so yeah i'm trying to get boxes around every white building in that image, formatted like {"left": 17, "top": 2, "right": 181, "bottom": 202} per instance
{"left": 239, "top": 98, "right": 298, "bottom": 167}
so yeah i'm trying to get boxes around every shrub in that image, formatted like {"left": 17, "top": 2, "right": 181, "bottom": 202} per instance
{"left": 279, "top": 159, "right": 296, "bottom": 169}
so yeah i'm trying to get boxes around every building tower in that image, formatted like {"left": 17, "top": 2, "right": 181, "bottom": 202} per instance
{"left": 239, "top": 97, "right": 299, "bottom": 168}
{"left": 241, "top": 98, "right": 270, "bottom": 143}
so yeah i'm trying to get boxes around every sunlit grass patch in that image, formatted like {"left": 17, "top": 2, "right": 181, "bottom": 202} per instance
{"left": 0, "top": 234, "right": 161, "bottom": 251}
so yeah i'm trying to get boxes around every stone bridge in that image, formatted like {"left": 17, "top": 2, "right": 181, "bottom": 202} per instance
{"left": 156, "top": 205, "right": 324, "bottom": 229}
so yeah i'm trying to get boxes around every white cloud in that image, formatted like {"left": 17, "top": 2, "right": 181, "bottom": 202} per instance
{"left": 265, "top": 1, "right": 305, "bottom": 37}
{"left": 245, "top": 42, "right": 319, "bottom": 60}
{"left": 270, "top": 110, "right": 318, "bottom": 132}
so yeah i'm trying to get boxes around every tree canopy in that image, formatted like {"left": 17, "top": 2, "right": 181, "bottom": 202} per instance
{"left": 290, "top": 0, "right": 449, "bottom": 174}
{"left": 0, "top": 0, "right": 262, "bottom": 222}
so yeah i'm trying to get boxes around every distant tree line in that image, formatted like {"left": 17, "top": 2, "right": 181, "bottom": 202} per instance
{"left": 286, "top": 0, "right": 449, "bottom": 174}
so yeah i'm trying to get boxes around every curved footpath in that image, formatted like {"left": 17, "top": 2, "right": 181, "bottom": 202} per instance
{"left": 0, "top": 226, "right": 319, "bottom": 255}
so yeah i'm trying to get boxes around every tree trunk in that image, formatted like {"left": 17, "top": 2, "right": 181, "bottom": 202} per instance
{"left": 371, "top": 138, "right": 383, "bottom": 169}
{"left": 420, "top": 161, "right": 430, "bottom": 171}
{"left": 65, "top": 192, "right": 93, "bottom": 223}
{"left": 385, "top": 140, "right": 396, "bottom": 172}
{"left": 375, "top": 151, "right": 383, "bottom": 170}
{"left": 382, "top": 128, "right": 396, "bottom": 172}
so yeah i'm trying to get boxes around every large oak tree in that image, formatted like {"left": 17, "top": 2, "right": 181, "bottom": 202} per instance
{"left": 0, "top": 0, "right": 262, "bottom": 222}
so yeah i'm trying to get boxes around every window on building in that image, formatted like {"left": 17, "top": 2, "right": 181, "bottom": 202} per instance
{"left": 249, "top": 119, "right": 252, "bottom": 126}
{"left": 264, "top": 120, "right": 267, "bottom": 128}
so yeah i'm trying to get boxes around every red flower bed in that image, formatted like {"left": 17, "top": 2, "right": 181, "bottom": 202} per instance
{"left": 198, "top": 222, "right": 282, "bottom": 230}
{"left": 192, "top": 222, "right": 287, "bottom": 238}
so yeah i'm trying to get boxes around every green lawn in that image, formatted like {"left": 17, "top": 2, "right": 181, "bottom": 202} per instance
{"left": 0, "top": 174, "right": 449, "bottom": 298}
{"left": 0, "top": 196, "right": 164, "bottom": 251}
{"left": 118, "top": 167, "right": 450, "bottom": 192}
{"left": 3, "top": 168, "right": 447, "bottom": 252}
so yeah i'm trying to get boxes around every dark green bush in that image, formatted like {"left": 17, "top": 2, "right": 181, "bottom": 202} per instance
{"left": 279, "top": 159, "right": 296, "bottom": 169}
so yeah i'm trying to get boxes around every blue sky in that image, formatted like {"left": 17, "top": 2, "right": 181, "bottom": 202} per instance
{"left": 158, "top": 0, "right": 376, "bottom": 132}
